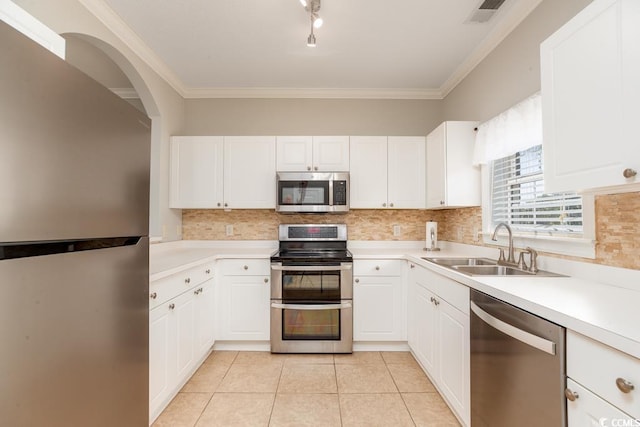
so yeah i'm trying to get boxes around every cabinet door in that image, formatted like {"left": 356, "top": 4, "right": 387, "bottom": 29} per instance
{"left": 426, "top": 124, "right": 447, "bottom": 208}
{"left": 414, "top": 284, "right": 438, "bottom": 377}
{"left": 566, "top": 379, "right": 634, "bottom": 427}
{"left": 541, "top": 0, "right": 640, "bottom": 192}
{"left": 194, "top": 279, "right": 215, "bottom": 358}
{"left": 218, "top": 274, "right": 270, "bottom": 341}
{"left": 438, "top": 300, "right": 470, "bottom": 427}
{"left": 349, "top": 136, "right": 388, "bottom": 208}
{"left": 223, "top": 136, "right": 276, "bottom": 209}
{"left": 169, "top": 136, "right": 224, "bottom": 208}
{"left": 149, "top": 303, "right": 172, "bottom": 421}
{"left": 388, "top": 136, "right": 426, "bottom": 209}
{"left": 276, "top": 136, "right": 313, "bottom": 171}
{"left": 173, "top": 290, "right": 197, "bottom": 381}
{"left": 312, "top": 136, "right": 350, "bottom": 171}
{"left": 353, "top": 275, "right": 404, "bottom": 341}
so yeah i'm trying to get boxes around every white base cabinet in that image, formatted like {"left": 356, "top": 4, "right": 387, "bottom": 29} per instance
{"left": 216, "top": 259, "right": 271, "bottom": 341}
{"left": 149, "top": 263, "right": 215, "bottom": 424}
{"left": 408, "top": 263, "right": 470, "bottom": 426}
{"left": 353, "top": 260, "right": 406, "bottom": 341}
{"left": 566, "top": 379, "right": 635, "bottom": 427}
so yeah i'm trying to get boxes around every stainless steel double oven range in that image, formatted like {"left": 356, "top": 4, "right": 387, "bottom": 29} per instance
{"left": 270, "top": 224, "right": 353, "bottom": 353}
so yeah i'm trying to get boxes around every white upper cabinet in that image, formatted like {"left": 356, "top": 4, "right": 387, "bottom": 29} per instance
{"left": 426, "top": 121, "right": 480, "bottom": 209}
{"left": 276, "top": 136, "right": 349, "bottom": 171}
{"left": 169, "top": 136, "right": 275, "bottom": 209}
{"left": 170, "top": 136, "right": 224, "bottom": 209}
{"left": 350, "top": 136, "right": 425, "bottom": 209}
{"left": 541, "top": 0, "right": 640, "bottom": 192}
{"left": 224, "top": 136, "right": 276, "bottom": 209}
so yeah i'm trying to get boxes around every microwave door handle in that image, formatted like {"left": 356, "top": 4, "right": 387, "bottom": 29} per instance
{"left": 270, "top": 265, "right": 352, "bottom": 272}
{"left": 329, "top": 179, "right": 333, "bottom": 206}
{"left": 271, "top": 302, "right": 352, "bottom": 310}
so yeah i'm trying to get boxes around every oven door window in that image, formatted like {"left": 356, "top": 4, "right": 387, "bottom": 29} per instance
{"left": 278, "top": 180, "right": 329, "bottom": 205}
{"left": 282, "top": 307, "right": 340, "bottom": 340}
{"left": 282, "top": 270, "right": 341, "bottom": 301}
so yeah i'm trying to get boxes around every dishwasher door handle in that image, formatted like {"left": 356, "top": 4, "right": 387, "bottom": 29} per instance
{"left": 470, "top": 301, "right": 556, "bottom": 355}
{"left": 271, "top": 302, "right": 352, "bottom": 311}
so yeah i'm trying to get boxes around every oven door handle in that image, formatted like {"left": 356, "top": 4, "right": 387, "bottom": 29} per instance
{"left": 270, "top": 265, "right": 352, "bottom": 272}
{"left": 271, "top": 302, "right": 352, "bottom": 310}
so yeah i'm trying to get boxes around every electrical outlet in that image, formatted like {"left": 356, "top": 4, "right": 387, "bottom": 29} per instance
{"left": 393, "top": 225, "right": 401, "bottom": 237}
{"left": 225, "top": 225, "right": 234, "bottom": 236}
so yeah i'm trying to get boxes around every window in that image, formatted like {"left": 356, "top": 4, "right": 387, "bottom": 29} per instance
{"left": 490, "top": 145, "right": 583, "bottom": 236}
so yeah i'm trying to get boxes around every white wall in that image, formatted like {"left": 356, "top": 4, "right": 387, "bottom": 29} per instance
{"left": 185, "top": 98, "right": 442, "bottom": 136}
{"left": 13, "top": 0, "right": 184, "bottom": 241}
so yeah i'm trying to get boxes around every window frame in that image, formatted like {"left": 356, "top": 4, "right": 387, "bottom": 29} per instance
{"left": 481, "top": 158, "right": 596, "bottom": 259}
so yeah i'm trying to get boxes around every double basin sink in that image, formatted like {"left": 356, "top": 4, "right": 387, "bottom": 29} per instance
{"left": 422, "top": 257, "right": 565, "bottom": 277}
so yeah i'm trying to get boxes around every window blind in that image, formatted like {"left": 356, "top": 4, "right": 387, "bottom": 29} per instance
{"left": 490, "top": 145, "right": 583, "bottom": 234}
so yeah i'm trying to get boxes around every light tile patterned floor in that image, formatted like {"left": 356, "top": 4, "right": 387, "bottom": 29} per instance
{"left": 153, "top": 351, "right": 461, "bottom": 427}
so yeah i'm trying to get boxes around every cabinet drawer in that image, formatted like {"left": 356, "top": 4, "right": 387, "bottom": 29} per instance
{"left": 354, "top": 259, "right": 403, "bottom": 276}
{"left": 150, "top": 262, "right": 215, "bottom": 309}
{"left": 567, "top": 330, "right": 640, "bottom": 418}
{"left": 220, "top": 259, "right": 270, "bottom": 276}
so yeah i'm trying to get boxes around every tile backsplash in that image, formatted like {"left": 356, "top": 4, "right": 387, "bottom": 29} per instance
{"left": 182, "top": 191, "right": 640, "bottom": 270}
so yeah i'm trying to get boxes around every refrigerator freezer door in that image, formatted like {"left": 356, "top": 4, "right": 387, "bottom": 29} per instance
{"left": 0, "top": 21, "right": 150, "bottom": 242}
{"left": 0, "top": 238, "right": 149, "bottom": 427}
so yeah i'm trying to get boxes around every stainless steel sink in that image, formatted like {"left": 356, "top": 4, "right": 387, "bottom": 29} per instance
{"left": 422, "top": 257, "right": 566, "bottom": 277}
{"left": 453, "top": 265, "right": 534, "bottom": 276}
{"left": 421, "top": 257, "right": 498, "bottom": 267}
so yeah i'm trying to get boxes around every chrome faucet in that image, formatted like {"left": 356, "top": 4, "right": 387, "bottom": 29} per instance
{"left": 491, "top": 222, "right": 516, "bottom": 265}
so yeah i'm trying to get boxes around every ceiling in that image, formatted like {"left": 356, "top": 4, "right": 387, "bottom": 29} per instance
{"left": 88, "top": 0, "right": 541, "bottom": 99}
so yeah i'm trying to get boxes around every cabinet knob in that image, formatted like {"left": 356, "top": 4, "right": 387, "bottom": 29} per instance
{"left": 217, "top": 202, "right": 221, "bottom": 207}
{"left": 205, "top": 269, "right": 211, "bottom": 274}
{"left": 224, "top": 203, "right": 228, "bottom": 207}
{"left": 375, "top": 266, "right": 380, "bottom": 271}
{"left": 616, "top": 378, "right": 635, "bottom": 394}
{"left": 564, "top": 388, "right": 579, "bottom": 401}
{"left": 355, "top": 278, "right": 359, "bottom": 283}
{"left": 623, "top": 168, "right": 637, "bottom": 178}
{"left": 440, "top": 200, "right": 444, "bottom": 205}
{"left": 314, "top": 166, "right": 318, "bottom": 171}
{"left": 194, "top": 289, "right": 199, "bottom": 295}
{"left": 243, "top": 265, "right": 249, "bottom": 270}
{"left": 150, "top": 292, "right": 157, "bottom": 299}
{"left": 169, "top": 303, "right": 175, "bottom": 310}
{"left": 410, "top": 264, "right": 415, "bottom": 269}
{"left": 390, "top": 203, "right": 394, "bottom": 207}
{"left": 307, "top": 166, "right": 311, "bottom": 171}
{"left": 185, "top": 278, "right": 191, "bottom": 284}
{"left": 264, "top": 278, "right": 269, "bottom": 283}
{"left": 382, "top": 203, "right": 387, "bottom": 207}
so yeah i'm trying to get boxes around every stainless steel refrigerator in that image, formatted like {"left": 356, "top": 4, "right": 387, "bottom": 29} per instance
{"left": 0, "top": 21, "right": 150, "bottom": 426}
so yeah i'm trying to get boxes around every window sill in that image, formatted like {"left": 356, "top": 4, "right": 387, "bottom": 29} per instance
{"left": 481, "top": 232, "right": 595, "bottom": 259}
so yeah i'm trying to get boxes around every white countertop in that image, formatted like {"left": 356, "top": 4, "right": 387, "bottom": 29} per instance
{"left": 151, "top": 239, "right": 640, "bottom": 359}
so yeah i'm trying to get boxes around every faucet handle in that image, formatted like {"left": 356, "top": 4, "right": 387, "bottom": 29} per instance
{"left": 517, "top": 252, "right": 528, "bottom": 271}
{"left": 526, "top": 247, "right": 539, "bottom": 273}
{"left": 497, "top": 248, "right": 505, "bottom": 262}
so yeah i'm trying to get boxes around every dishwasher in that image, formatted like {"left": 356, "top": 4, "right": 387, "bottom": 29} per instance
{"left": 470, "top": 290, "right": 566, "bottom": 427}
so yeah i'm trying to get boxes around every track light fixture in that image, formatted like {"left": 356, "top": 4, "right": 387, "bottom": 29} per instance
{"left": 302, "top": 0, "right": 322, "bottom": 46}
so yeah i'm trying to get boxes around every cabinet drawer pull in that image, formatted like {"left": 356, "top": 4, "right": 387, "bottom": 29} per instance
{"left": 375, "top": 266, "right": 380, "bottom": 271}
{"left": 185, "top": 278, "right": 191, "bottom": 284}
{"left": 355, "top": 278, "right": 359, "bottom": 283}
{"left": 616, "top": 378, "right": 635, "bottom": 394}
{"left": 150, "top": 292, "right": 157, "bottom": 299}
{"left": 205, "top": 269, "right": 211, "bottom": 274}
{"left": 169, "top": 303, "right": 175, "bottom": 310}
{"left": 264, "top": 278, "right": 269, "bottom": 283}
{"left": 410, "top": 264, "right": 415, "bottom": 269}
{"left": 243, "top": 265, "right": 249, "bottom": 270}
{"left": 564, "top": 388, "right": 579, "bottom": 401}
{"left": 623, "top": 168, "right": 637, "bottom": 178}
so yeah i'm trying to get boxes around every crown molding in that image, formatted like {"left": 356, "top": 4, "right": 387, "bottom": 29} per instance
{"left": 78, "top": 0, "right": 186, "bottom": 96}
{"left": 183, "top": 87, "right": 443, "bottom": 100}
{"left": 439, "top": 0, "right": 544, "bottom": 98}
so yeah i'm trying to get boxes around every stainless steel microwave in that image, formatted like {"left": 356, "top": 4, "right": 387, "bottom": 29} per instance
{"left": 276, "top": 172, "right": 349, "bottom": 213}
